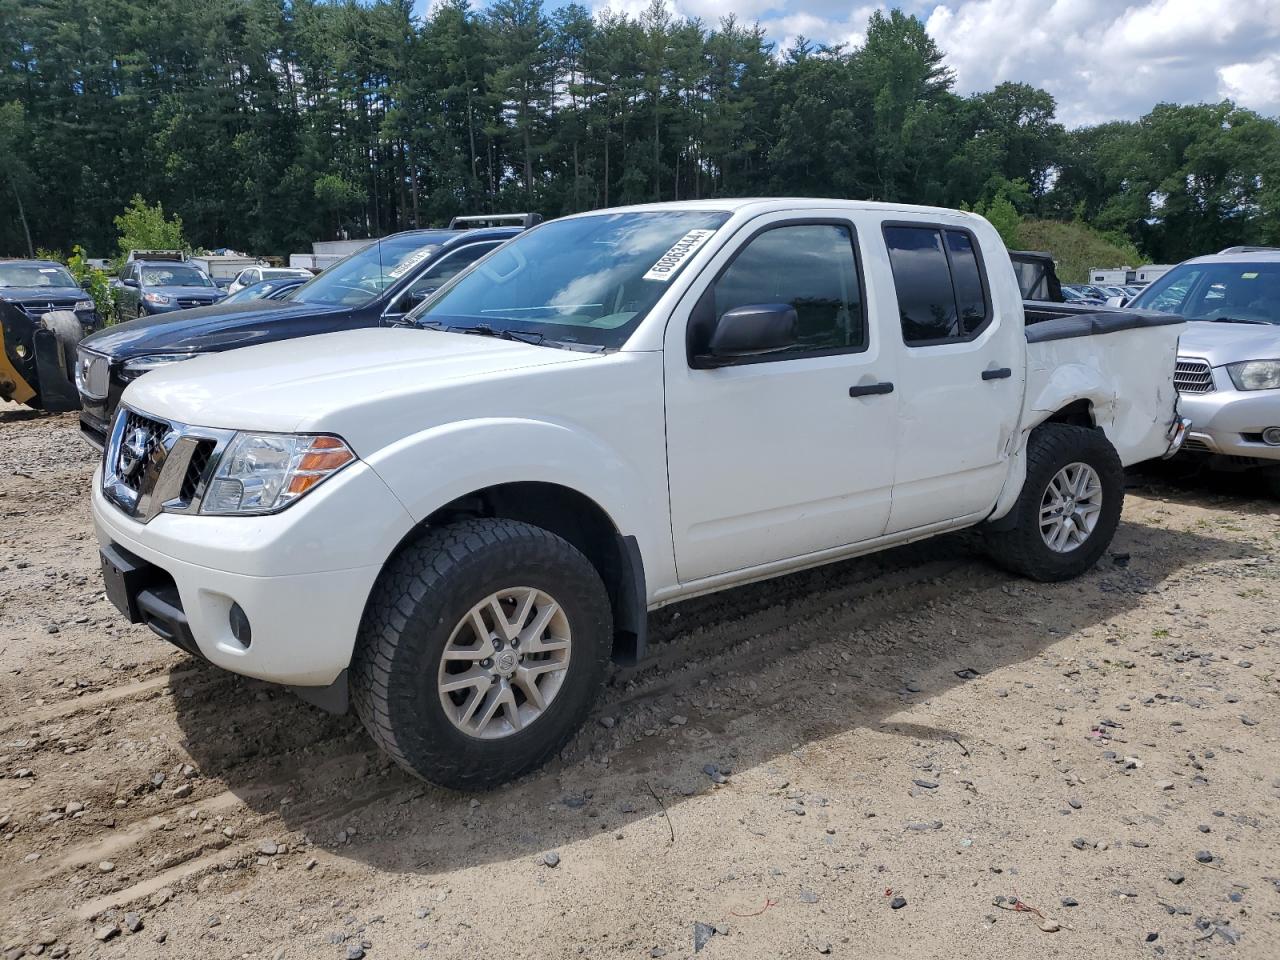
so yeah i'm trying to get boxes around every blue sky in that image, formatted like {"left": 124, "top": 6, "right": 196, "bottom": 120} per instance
{"left": 414, "top": 0, "right": 1280, "bottom": 127}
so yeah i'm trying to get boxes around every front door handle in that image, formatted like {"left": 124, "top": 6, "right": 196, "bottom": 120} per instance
{"left": 982, "top": 367, "right": 1012, "bottom": 381}
{"left": 848, "top": 382, "right": 894, "bottom": 398}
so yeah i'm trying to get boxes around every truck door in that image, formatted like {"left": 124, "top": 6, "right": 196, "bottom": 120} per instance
{"left": 664, "top": 215, "right": 899, "bottom": 584}
{"left": 874, "top": 220, "right": 1023, "bottom": 534}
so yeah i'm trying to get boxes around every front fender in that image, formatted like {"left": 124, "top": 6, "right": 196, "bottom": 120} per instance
{"left": 362, "top": 416, "right": 673, "bottom": 590}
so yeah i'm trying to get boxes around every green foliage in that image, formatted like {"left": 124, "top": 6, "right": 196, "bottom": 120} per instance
{"left": 1016, "top": 219, "right": 1144, "bottom": 284}
{"left": 0, "top": 1, "right": 1276, "bottom": 264}
{"left": 67, "top": 245, "right": 119, "bottom": 324}
{"left": 976, "top": 195, "right": 1022, "bottom": 248}
{"left": 113, "top": 195, "right": 186, "bottom": 261}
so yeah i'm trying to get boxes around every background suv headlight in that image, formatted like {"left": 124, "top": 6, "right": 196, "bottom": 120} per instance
{"left": 121, "top": 353, "right": 198, "bottom": 379}
{"left": 201, "top": 433, "right": 356, "bottom": 515}
{"left": 142, "top": 291, "right": 171, "bottom": 305}
{"left": 1226, "top": 360, "right": 1280, "bottom": 391}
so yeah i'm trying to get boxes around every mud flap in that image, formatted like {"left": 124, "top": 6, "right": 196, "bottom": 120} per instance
{"left": 33, "top": 327, "right": 81, "bottom": 412}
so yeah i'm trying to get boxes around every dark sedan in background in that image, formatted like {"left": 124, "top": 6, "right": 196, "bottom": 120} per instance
{"left": 77, "top": 223, "right": 523, "bottom": 447}
{"left": 219, "top": 275, "right": 308, "bottom": 304}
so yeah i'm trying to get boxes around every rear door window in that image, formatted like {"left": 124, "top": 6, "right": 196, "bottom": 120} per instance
{"left": 884, "top": 225, "right": 991, "bottom": 345}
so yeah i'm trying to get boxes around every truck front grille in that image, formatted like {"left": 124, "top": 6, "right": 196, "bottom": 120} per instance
{"left": 102, "top": 406, "right": 235, "bottom": 522}
{"left": 180, "top": 439, "right": 216, "bottom": 501}
{"left": 1173, "top": 358, "right": 1214, "bottom": 394}
{"left": 114, "top": 411, "right": 172, "bottom": 493}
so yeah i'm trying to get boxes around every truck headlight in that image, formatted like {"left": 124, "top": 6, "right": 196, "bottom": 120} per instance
{"left": 201, "top": 433, "right": 356, "bottom": 515}
{"left": 1226, "top": 360, "right": 1280, "bottom": 391}
{"left": 74, "top": 300, "right": 94, "bottom": 312}
{"left": 142, "top": 292, "right": 172, "bottom": 305}
{"left": 121, "top": 353, "right": 197, "bottom": 379}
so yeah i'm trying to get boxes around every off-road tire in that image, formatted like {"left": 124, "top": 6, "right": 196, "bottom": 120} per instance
{"left": 350, "top": 518, "right": 612, "bottom": 791}
{"left": 984, "top": 423, "right": 1124, "bottom": 582}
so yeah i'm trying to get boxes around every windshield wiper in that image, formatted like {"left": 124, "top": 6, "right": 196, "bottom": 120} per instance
{"left": 448, "top": 322, "right": 546, "bottom": 346}
{"left": 1208, "top": 316, "right": 1272, "bottom": 325}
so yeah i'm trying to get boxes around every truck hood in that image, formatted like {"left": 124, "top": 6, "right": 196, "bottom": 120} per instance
{"left": 121, "top": 327, "right": 595, "bottom": 436}
{"left": 80, "top": 301, "right": 348, "bottom": 358}
{"left": 1177, "top": 320, "right": 1280, "bottom": 367}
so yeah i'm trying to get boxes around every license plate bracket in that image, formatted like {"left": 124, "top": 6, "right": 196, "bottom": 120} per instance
{"left": 100, "top": 543, "right": 155, "bottom": 623}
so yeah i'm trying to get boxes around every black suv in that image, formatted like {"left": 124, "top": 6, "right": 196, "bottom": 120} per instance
{"left": 1, "top": 259, "right": 102, "bottom": 411}
{"left": 77, "top": 222, "right": 526, "bottom": 447}
{"left": 115, "top": 257, "right": 225, "bottom": 318}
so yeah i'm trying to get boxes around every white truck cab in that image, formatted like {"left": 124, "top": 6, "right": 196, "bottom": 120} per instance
{"left": 91, "top": 199, "right": 1187, "bottom": 789}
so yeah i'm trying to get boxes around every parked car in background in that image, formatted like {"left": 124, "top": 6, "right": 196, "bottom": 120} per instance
{"left": 1126, "top": 247, "right": 1280, "bottom": 495}
{"left": 115, "top": 258, "right": 225, "bottom": 319}
{"left": 77, "top": 222, "right": 525, "bottom": 447}
{"left": 219, "top": 276, "right": 307, "bottom": 304}
{"left": 88, "top": 198, "right": 1186, "bottom": 789}
{"left": 0, "top": 259, "right": 102, "bottom": 411}
{"left": 227, "top": 266, "right": 313, "bottom": 295}
{"left": 1062, "top": 284, "right": 1106, "bottom": 305}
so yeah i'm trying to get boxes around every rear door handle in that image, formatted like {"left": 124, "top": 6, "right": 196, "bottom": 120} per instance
{"left": 848, "top": 382, "right": 894, "bottom": 398}
{"left": 981, "top": 367, "right": 1012, "bottom": 381}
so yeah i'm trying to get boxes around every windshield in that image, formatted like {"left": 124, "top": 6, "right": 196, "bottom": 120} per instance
{"left": 1129, "top": 261, "right": 1280, "bottom": 324}
{"left": 412, "top": 210, "right": 731, "bottom": 347}
{"left": 292, "top": 236, "right": 443, "bottom": 307}
{"left": 142, "top": 264, "right": 213, "bottom": 287}
{"left": 0, "top": 263, "right": 78, "bottom": 288}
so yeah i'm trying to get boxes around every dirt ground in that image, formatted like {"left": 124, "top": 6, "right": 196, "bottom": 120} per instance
{"left": 1, "top": 406, "right": 1277, "bottom": 960}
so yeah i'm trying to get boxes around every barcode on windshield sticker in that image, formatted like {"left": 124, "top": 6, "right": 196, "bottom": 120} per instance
{"left": 387, "top": 246, "right": 435, "bottom": 279}
{"left": 643, "top": 229, "right": 716, "bottom": 282}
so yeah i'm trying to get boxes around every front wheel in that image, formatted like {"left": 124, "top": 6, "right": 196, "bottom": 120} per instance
{"left": 350, "top": 518, "right": 612, "bottom": 791}
{"left": 984, "top": 423, "right": 1124, "bottom": 582}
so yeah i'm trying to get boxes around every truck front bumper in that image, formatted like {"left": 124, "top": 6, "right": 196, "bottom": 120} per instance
{"left": 91, "top": 461, "right": 413, "bottom": 690}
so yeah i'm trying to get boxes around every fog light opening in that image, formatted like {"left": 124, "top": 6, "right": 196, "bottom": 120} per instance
{"left": 1262, "top": 426, "right": 1280, "bottom": 446}
{"left": 229, "top": 602, "right": 252, "bottom": 648}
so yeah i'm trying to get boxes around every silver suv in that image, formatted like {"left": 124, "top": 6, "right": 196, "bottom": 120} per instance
{"left": 1126, "top": 247, "right": 1280, "bottom": 496}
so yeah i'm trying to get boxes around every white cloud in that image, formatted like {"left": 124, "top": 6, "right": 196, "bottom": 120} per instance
{"left": 582, "top": 0, "right": 1280, "bottom": 125}
{"left": 922, "top": 0, "right": 1280, "bottom": 125}
{"left": 1219, "top": 55, "right": 1280, "bottom": 112}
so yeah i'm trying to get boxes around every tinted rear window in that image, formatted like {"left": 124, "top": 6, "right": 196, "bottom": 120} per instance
{"left": 884, "top": 225, "right": 990, "bottom": 345}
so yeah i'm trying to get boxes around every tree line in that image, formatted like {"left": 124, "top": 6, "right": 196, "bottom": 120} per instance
{"left": 2, "top": 0, "right": 1278, "bottom": 265}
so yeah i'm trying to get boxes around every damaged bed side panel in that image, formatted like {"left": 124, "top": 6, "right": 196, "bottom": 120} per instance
{"left": 1023, "top": 316, "right": 1185, "bottom": 467}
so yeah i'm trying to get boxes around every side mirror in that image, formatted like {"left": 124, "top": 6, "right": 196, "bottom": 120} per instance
{"left": 1104, "top": 295, "right": 1124, "bottom": 308}
{"left": 122, "top": 277, "right": 139, "bottom": 288}
{"left": 698, "top": 303, "right": 797, "bottom": 366}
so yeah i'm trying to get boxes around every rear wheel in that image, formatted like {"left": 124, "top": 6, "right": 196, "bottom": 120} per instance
{"left": 351, "top": 518, "right": 612, "bottom": 791}
{"left": 985, "top": 423, "right": 1124, "bottom": 582}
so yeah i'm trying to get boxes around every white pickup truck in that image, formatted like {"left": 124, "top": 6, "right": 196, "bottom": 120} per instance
{"left": 91, "top": 200, "right": 1188, "bottom": 789}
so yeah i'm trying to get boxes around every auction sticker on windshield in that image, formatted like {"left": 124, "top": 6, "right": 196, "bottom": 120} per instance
{"left": 643, "top": 229, "right": 717, "bottom": 282}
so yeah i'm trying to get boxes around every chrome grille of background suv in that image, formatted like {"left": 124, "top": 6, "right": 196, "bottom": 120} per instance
{"left": 75, "top": 348, "right": 110, "bottom": 400}
{"left": 1173, "top": 357, "right": 1214, "bottom": 394}
{"left": 102, "top": 407, "right": 234, "bottom": 521}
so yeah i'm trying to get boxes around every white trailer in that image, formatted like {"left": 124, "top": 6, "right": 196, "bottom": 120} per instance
{"left": 190, "top": 254, "right": 261, "bottom": 282}
{"left": 1089, "top": 266, "right": 1135, "bottom": 285}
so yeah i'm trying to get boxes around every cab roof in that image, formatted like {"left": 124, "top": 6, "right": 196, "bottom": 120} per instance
{"left": 555, "top": 197, "right": 989, "bottom": 223}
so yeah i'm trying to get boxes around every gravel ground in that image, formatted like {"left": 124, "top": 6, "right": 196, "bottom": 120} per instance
{"left": 1, "top": 405, "right": 1278, "bottom": 960}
